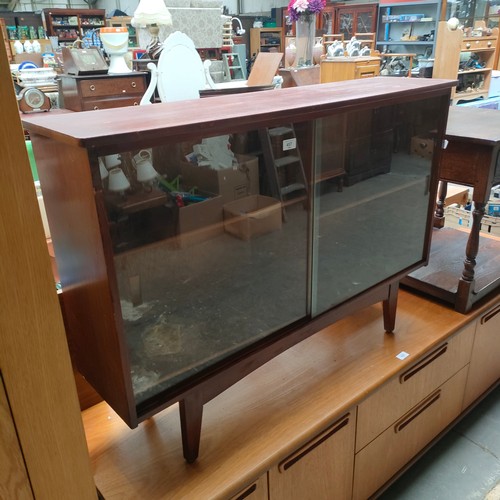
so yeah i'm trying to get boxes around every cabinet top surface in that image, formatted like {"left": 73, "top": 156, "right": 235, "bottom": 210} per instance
{"left": 22, "top": 78, "right": 453, "bottom": 152}
{"left": 446, "top": 106, "right": 500, "bottom": 145}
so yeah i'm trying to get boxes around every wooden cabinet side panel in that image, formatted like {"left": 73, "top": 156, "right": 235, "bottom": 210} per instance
{"left": 353, "top": 366, "right": 469, "bottom": 500}
{"left": 356, "top": 321, "right": 475, "bottom": 452}
{"left": 0, "top": 27, "right": 97, "bottom": 498}
{"left": 30, "top": 134, "right": 136, "bottom": 425}
{"left": 268, "top": 411, "right": 355, "bottom": 500}
{"left": 433, "top": 22, "right": 462, "bottom": 81}
{"left": 463, "top": 302, "right": 500, "bottom": 408}
{"left": 0, "top": 376, "right": 33, "bottom": 500}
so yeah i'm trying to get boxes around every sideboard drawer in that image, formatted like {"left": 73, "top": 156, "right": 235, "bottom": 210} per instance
{"left": 79, "top": 76, "right": 146, "bottom": 98}
{"left": 461, "top": 38, "right": 496, "bottom": 51}
{"left": 81, "top": 97, "right": 142, "bottom": 111}
{"left": 268, "top": 411, "right": 355, "bottom": 500}
{"left": 353, "top": 366, "right": 468, "bottom": 500}
{"left": 356, "top": 322, "right": 474, "bottom": 452}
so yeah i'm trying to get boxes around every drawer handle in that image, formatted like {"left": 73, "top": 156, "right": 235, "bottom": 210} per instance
{"left": 93, "top": 106, "right": 99, "bottom": 110}
{"left": 131, "top": 81, "right": 137, "bottom": 88}
{"left": 133, "top": 101, "right": 139, "bottom": 106}
{"left": 488, "top": 41, "right": 492, "bottom": 47}
{"left": 278, "top": 413, "right": 350, "bottom": 472}
{"left": 89, "top": 84, "right": 96, "bottom": 91}
{"left": 465, "top": 42, "right": 471, "bottom": 49}
{"left": 394, "top": 389, "right": 441, "bottom": 433}
{"left": 399, "top": 343, "right": 448, "bottom": 384}
{"left": 481, "top": 303, "right": 500, "bottom": 324}
{"left": 233, "top": 483, "right": 257, "bottom": 500}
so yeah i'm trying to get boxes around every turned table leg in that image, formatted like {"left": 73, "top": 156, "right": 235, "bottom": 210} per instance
{"left": 434, "top": 180, "right": 448, "bottom": 228}
{"left": 456, "top": 201, "right": 486, "bottom": 313}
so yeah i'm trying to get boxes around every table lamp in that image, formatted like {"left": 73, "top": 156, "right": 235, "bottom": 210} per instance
{"left": 131, "top": 0, "right": 173, "bottom": 59}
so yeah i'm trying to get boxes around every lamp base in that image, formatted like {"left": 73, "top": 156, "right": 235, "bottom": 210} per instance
{"left": 108, "top": 54, "right": 132, "bottom": 74}
{"left": 146, "top": 24, "right": 163, "bottom": 60}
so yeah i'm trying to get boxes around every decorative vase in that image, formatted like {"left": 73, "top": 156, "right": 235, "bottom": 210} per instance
{"left": 312, "top": 37, "right": 324, "bottom": 65}
{"left": 285, "top": 38, "right": 297, "bottom": 67}
{"left": 294, "top": 14, "right": 316, "bottom": 67}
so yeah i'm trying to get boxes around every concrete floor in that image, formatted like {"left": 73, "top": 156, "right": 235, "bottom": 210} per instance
{"left": 380, "top": 384, "right": 500, "bottom": 500}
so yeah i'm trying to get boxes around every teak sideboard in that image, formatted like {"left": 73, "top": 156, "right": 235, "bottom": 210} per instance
{"left": 82, "top": 290, "right": 500, "bottom": 499}
{"left": 22, "top": 77, "right": 453, "bottom": 463}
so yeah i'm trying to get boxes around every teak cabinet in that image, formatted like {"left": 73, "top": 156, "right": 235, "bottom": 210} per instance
{"left": 23, "top": 77, "right": 453, "bottom": 463}
{"left": 82, "top": 292, "right": 500, "bottom": 499}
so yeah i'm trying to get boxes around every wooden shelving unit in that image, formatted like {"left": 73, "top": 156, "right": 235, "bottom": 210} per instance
{"left": 250, "top": 27, "right": 283, "bottom": 57}
{"left": 42, "top": 8, "right": 105, "bottom": 46}
{"left": 376, "top": 1, "right": 440, "bottom": 60}
{"left": 433, "top": 21, "right": 499, "bottom": 103}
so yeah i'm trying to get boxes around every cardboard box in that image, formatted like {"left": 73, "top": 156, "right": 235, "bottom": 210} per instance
{"left": 223, "top": 195, "right": 282, "bottom": 241}
{"left": 411, "top": 136, "right": 434, "bottom": 160}
{"left": 175, "top": 191, "right": 224, "bottom": 248}
{"left": 176, "top": 154, "right": 259, "bottom": 204}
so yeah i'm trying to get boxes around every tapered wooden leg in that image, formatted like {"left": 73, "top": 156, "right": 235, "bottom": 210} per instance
{"left": 179, "top": 395, "right": 203, "bottom": 463}
{"left": 383, "top": 282, "right": 399, "bottom": 334}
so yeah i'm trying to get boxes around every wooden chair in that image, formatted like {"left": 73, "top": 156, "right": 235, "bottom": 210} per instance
{"left": 353, "top": 32, "right": 376, "bottom": 52}
{"left": 322, "top": 33, "right": 344, "bottom": 51}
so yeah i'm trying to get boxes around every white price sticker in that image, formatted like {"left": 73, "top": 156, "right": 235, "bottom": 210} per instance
{"left": 396, "top": 351, "right": 410, "bottom": 360}
{"left": 283, "top": 138, "right": 296, "bottom": 151}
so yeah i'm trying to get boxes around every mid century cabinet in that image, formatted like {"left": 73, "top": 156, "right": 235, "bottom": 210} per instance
{"left": 23, "top": 77, "right": 453, "bottom": 463}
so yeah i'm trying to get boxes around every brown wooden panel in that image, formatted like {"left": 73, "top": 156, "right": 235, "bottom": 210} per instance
{"left": 0, "top": 376, "right": 33, "bottom": 500}
{"left": 0, "top": 27, "right": 96, "bottom": 498}
{"left": 30, "top": 134, "right": 136, "bottom": 426}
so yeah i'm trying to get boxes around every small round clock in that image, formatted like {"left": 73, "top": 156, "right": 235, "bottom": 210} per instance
{"left": 17, "top": 88, "right": 51, "bottom": 114}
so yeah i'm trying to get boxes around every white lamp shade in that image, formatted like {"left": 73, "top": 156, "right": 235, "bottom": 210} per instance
{"left": 99, "top": 158, "right": 109, "bottom": 179}
{"left": 108, "top": 168, "right": 131, "bottom": 193}
{"left": 136, "top": 159, "right": 159, "bottom": 183}
{"left": 131, "top": 0, "right": 173, "bottom": 27}
{"left": 104, "top": 154, "right": 121, "bottom": 169}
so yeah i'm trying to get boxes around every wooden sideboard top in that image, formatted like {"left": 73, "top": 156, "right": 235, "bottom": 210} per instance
{"left": 82, "top": 290, "right": 498, "bottom": 499}
{"left": 21, "top": 77, "right": 454, "bottom": 152}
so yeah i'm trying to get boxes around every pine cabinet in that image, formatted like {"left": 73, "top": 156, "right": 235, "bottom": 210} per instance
{"left": 433, "top": 21, "right": 499, "bottom": 103}
{"left": 42, "top": 8, "right": 105, "bottom": 46}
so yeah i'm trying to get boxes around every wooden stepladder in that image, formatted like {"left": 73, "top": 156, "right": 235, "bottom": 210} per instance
{"left": 222, "top": 52, "right": 245, "bottom": 81}
{"left": 259, "top": 125, "right": 308, "bottom": 221}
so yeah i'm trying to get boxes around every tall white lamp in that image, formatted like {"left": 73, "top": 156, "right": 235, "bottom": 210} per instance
{"left": 131, "top": 0, "right": 173, "bottom": 59}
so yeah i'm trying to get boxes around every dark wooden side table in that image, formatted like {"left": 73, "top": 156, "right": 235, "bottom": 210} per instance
{"left": 404, "top": 106, "right": 500, "bottom": 313}
{"left": 59, "top": 72, "right": 147, "bottom": 111}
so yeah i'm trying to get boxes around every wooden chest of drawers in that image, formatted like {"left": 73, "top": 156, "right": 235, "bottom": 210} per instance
{"left": 59, "top": 72, "right": 147, "bottom": 111}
